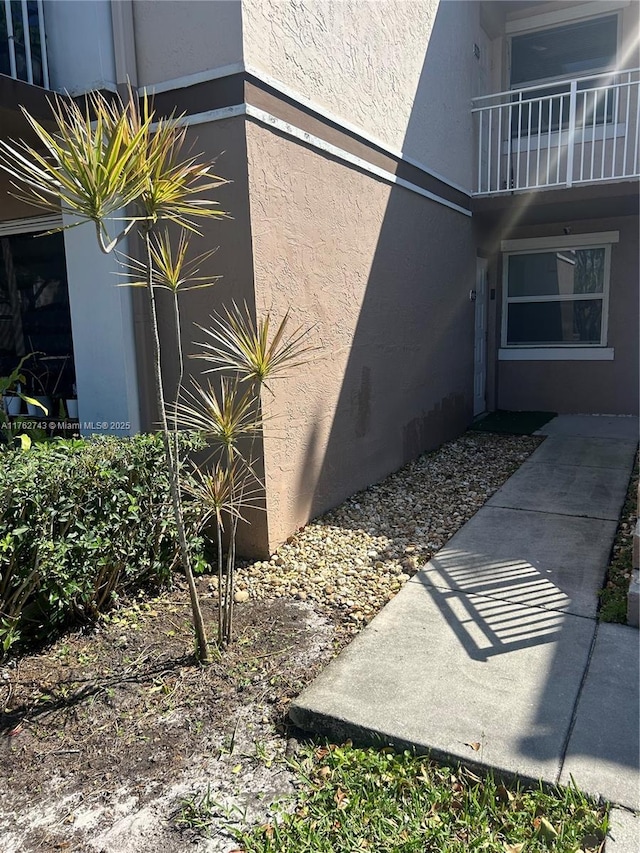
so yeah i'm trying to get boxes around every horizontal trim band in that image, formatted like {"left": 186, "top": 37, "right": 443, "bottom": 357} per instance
{"left": 139, "top": 62, "right": 471, "bottom": 199}
{"left": 502, "top": 231, "right": 620, "bottom": 251}
{"left": 185, "top": 102, "right": 473, "bottom": 216}
{"left": 0, "top": 213, "right": 62, "bottom": 236}
{"left": 499, "top": 347, "right": 614, "bottom": 361}
{"left": 505, "top": 1, "right": 629, "bottom": 34}
{"left": 166, "top": 102, "right": 471, "bottom": 216}
{"left": 244, "top": 105, "right": 472, "bottom": 217}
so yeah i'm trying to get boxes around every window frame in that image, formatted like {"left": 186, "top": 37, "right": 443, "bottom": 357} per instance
{"left": 500, "top": 232, "right": 618, "bottom": 353}
{"left": 506, "top": 9, "right": 623, "bottom": 91}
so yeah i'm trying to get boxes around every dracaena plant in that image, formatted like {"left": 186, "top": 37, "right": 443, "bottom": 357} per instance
{"left": 180, "top": 305, "right": 313, "bottom": 646}
{"left": 0, "top": 87, "right": 313, "bottom": 652}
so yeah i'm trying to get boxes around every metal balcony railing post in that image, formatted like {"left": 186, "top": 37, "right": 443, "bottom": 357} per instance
{"left": 21, "top": 0, "right": 33, "bottom": 84}
{"left": 36, "top": 0, "right": 48, "bottom": 88}
{"left": 565, "top": 79, "right": 577, "bottom": 187}
{"left": 4, "top": 0, "right": 17, "bottom": 79}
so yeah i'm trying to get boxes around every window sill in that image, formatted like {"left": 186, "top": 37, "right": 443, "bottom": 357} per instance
{"left": 499, "top": 347, "right": 614, "bottom": 361}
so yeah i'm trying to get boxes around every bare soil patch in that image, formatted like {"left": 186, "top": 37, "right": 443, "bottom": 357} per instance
{"left": 0, "top": 432, "right": 543, "bottom": 851}
{"left": 0, "top": 586, "right": 335, "bottom": 852}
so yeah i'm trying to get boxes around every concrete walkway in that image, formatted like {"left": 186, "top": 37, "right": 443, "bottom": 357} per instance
{"left": 291, "top": 416, "right": 640, "bottom": 819}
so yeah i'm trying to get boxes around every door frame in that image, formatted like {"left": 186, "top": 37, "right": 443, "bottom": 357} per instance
{"left": 473, "top": 257, "right": 488, "bottom": 417}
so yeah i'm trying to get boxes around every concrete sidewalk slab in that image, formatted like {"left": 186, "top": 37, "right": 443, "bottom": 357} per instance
{"left": 537, "top": 415, "right": 639, "bottom": 441}
{"left": 606, "top": 808, "right": 639, "bottom": 852}
{"left": 290, "top": 579, "right": 595, "bottom": 784}
{"left": 415, "top": 506, "right": 617, "bottom": 619}
{"left": 487, "top": 462, "right": 630, "bottom": 521}
{"left": 559, "top": 623, "right": 640, "bottom": 811}
{"left": 526, "top": 436, "right": 638, "bottom": 471}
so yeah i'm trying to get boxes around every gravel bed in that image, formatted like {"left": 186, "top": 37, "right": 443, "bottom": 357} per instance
{"left": 232, "top": 431, "right": 542, "bottom": 639}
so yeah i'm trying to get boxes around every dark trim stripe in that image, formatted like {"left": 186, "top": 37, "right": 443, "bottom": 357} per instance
{"left": 149, "top": 71, "right": 472, "bottom": 213}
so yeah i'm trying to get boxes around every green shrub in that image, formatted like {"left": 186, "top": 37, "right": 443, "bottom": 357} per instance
{"left": 0, "top": 433, "right": 203, "bottom": 654}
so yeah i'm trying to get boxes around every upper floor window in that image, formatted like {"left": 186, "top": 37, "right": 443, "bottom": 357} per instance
{"left": 510, "top": 14, "right": 618, "bottom": 87}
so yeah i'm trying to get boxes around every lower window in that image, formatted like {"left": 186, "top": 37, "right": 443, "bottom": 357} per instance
{"left": 0, "top": 228, "right": 76, "bottom": 399}
{"left": 502, "top": 243, "right": 611, "bottom": 348}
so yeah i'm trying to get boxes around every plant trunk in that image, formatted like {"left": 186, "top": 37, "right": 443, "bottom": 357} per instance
{"left": 143, "top": 229, "right": 210, "bottom": 663}
{"left": 216, "top": 520, "right": 223, "bottom": 645}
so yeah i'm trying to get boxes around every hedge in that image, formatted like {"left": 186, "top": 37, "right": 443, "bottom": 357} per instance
{"left": 0, "top": 434, "right": 203, "bottom": 654}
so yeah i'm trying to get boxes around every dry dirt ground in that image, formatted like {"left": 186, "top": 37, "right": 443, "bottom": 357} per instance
{"left": 1, "top": 590, "right": 334, "bottom": 852}
{"left": 0, "top": 433, "right": 545, "bottom": 852}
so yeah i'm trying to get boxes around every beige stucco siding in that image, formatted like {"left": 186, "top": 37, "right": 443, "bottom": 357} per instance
{"left": 131, "top": 115, "right": 270, "bottom": 556}
{"left": 242, "top": 0, "right": 488, "bottom": 191}
{"left": 132, "top": 0, "right": 243, "bottom": 87}
{"left": 245, "top": 120, "right": 475, "bottom": 553}
{"left": 497, "top": 216, "right": 639, "bottom": 415}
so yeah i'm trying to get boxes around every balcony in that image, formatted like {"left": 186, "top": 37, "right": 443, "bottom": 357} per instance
{"left": 473, "top": 69, "right": 640, "bottom": 196}
{"left": 0, "top": 0, "right": 48, "bottom": 88}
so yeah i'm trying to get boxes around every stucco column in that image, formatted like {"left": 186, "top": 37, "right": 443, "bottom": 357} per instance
{"left": 62, "top": 216, "right": 140, "bottom": 435}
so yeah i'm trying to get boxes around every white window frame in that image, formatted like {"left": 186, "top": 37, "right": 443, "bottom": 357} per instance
{"left": 506, "top": 7, "right": 623, "bottom": 91}
{"left": 499, "top": 232, "right": 618, "bottom": 360}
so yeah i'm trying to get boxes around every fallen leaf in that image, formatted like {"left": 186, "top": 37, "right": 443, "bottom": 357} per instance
{"left": 465, "top": 741, "right": 481, "bottom": 751}
{"left": 496, "top": 785, "right": 515, "bottom": 804}
{"left": 534, "top": 816, "right": 558, "bottom": 840}
{"left": 502, "top": 843, "right": 524, "bottom": 853}
{"left": 334, "top": 787, "right": 349, "bottom": 809}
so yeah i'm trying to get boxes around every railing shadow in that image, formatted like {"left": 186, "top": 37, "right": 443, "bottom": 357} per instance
{"left": 414, "top": 549, "right": 569, "bottom": 663}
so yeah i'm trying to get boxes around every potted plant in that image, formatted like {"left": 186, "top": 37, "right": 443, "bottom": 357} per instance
{"left": 1, "top": 354, "right": 48, "bottom": 417}
{"left": 23, "top": 358, "right": 51, "bottom": 417}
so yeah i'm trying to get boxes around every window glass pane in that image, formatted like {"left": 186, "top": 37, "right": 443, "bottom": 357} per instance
{"left": 511, "top": 15, "right": 618, "bottom": 86}
{"left": 0, "top": 231, "right": 76, "bottom": 398}
{"left": 0, "top": 7, "right": 10, "bottom": 76}
{"left": 507, "top": 299, "right": 603, "bottom": 345}
{"left": 10, "top": 0, "right": 26, "bottom": 81}
{"left": 511, "top": 83, "right": 613, "bottom": 137}
{"left": 507, "top": 249, "right": 605, "bottom": 297}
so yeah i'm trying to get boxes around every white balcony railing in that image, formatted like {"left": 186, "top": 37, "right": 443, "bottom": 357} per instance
{"left": 473, "top": 69, "right": 640, "bottom": 196}
{"left": 1, "top": 0, "right": 49, "bottom": 88}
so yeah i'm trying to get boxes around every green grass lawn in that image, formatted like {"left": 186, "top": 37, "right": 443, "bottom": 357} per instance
{"left": 235, "top": 743, "right": 607, "bottom": 852}
{"left": 599, "top": 456, "right": 639, "bottom": 623}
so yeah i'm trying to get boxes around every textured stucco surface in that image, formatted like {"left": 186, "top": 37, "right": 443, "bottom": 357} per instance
{"left": 242, "top": 0, "right": 489, "bottom": 191}
{"left": 132, "top": 116, "right": 270, "bottom": 557}
{"left": 132, "top": 0, "right": 243, "bottom": 87}
{"left": 496, "top": 216, "right": 639, "bottom": 415}
{"left": 245, "top": 121, "right": 475, "bottom": 553}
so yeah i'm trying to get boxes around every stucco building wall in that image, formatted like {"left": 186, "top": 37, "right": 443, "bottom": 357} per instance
{"left": 496, "top": 215, "right": 639, "bottom": 415}
{"left": 131, "top": 0, "right": 243, "bottom": 87}
{"left": 245, "top": 120, "right": 475, "bottom": 552}
{"left": 242, "top": 0, "right": 489, "bottom": 191}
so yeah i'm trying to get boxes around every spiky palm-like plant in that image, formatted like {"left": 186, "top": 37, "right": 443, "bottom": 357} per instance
{"left": 0, "top": 88, "right": 314, "bottom": 652}
{"left": 179, "top": 306, "right": 313, "bottom": 646}
{"left": 0, "top": 88, "right": 227, "bottom": 662}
